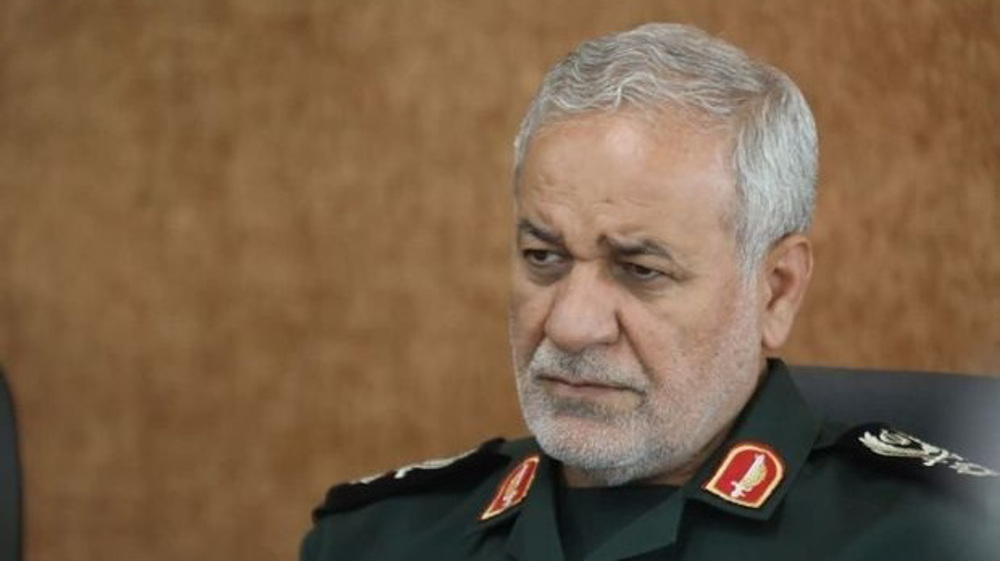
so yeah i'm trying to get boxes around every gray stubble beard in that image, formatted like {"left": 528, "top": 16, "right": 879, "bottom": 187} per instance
{"left": 513, "top": 300, "right": 761, "bottom": 487}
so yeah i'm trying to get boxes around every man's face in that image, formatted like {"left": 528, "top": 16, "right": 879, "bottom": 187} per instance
{"left": 510, "top": 111, "right": 766, "bottom": 486}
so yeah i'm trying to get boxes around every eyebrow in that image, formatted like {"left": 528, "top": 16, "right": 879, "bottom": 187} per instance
{"left": 516, "top": 219, "right": 564, "bottom": 246}
{"left": 516, "top": 218, "right": 684, "bottom": 266}
{"left": 601, "top": 236, "right": 680, "bottom": 265}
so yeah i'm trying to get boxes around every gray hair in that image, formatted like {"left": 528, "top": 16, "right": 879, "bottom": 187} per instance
{"left": 513, "top": 23, "right": 818, "bottom": 272}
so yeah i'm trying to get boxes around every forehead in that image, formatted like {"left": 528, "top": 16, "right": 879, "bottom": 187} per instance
{"left": 515, "top": 111, "right": 737, "bottom": 250}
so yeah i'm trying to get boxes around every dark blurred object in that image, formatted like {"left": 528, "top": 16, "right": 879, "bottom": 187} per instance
{"left": 791, "top": 365, "right": 1000, "bottom": 470}
{"left": 0, "top": 367, "right": 21, "bottom": 561}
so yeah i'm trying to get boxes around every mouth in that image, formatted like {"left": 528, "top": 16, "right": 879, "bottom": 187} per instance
{"left": 537, "top": 375, "right": 637, "bottom": 399}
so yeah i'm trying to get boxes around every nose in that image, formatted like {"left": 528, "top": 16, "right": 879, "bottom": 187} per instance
{"left": 544, "top": 264, "right": 621, "bottom": 353}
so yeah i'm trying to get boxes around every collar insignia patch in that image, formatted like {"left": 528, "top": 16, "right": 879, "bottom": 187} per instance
{"left": 703, "top": 441, "right": 785, "bottom": 509}
{"left": 480, "top": 455, "right": 540, "bottom": 521}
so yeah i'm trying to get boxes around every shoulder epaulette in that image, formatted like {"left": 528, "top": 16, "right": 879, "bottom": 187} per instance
{"left": 312, "top": 438, "right": 508, "bottom": 521}
{"left": 836, "top": 423, "right": 999, "bottom": 501}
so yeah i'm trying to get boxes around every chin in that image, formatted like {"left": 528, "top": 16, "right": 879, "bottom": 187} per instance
{"left": 527, "top": 413, "right": 686, "bottom": 486}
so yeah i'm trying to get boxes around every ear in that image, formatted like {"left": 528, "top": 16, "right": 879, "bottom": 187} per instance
{"left": 758, "top": 234, "right": 813, "bottom": 351}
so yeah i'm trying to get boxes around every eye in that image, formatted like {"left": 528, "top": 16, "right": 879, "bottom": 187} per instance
{"left": 619, "top": 262, "right": 664, "bottom": 282}
{"left": 522, "top": 249, "right": 564, "bottom": 268}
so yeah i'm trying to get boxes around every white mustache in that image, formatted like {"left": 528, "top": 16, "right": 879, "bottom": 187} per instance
{"left": 526, "top": 341, "right": 649, "bottom": 392}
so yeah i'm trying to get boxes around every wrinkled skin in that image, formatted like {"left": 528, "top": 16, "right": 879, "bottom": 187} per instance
{"left": 510, "top": 111, "right": 772, "bottom": 487}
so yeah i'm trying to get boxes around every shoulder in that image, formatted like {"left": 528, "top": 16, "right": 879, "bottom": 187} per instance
{"left": 822, "top": 422, "right": 999, "bottom": 511}
{"left": 834, "top": 423, "right": 998, "bottom": 479}
{"left": 310, "top": 437, "right": 535, "bottom": 522}
{"left": 787, "top": 422, "right": 1000, "bottom": 558}
{"left": 300, "top": 438, "right": 540, "bottom": 560}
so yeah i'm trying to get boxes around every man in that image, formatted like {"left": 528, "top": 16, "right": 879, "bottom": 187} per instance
{"left": 301, "top": 23, "right": 998, "bottom": 560}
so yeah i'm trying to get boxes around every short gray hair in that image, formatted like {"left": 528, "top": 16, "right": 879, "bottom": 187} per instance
{"left": 513, "top": 23, "right": 818, "bottom": 272}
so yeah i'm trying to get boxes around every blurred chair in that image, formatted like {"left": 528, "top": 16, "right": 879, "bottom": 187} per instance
{"left": 0, "top": 367, "right": 21, "bottom": 561}
{"left": 790, "top": 364, "right": 1000, "bottom": 470}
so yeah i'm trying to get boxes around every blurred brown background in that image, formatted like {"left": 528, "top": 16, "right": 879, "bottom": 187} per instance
{"left": 0, "top": 0, "right": 997, "bottom": 559}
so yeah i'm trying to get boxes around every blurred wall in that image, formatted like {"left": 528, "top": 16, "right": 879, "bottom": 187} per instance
{"left": 0, "top": 1, "right": 996, "bottom": 559}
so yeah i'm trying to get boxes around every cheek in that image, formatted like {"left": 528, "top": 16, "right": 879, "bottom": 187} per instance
{"left": 509, "top": 281, "right": 551, "bottom": 367}
{"left": 619, "top": 294, "right": 736, "bottom": 383}
{"left": 619, "top": 303, "right": 688, "bottom": 368}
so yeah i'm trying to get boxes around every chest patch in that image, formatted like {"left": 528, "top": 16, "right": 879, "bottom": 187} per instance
{"left": 703, "top": 441, "right": 786, "bottom": 509}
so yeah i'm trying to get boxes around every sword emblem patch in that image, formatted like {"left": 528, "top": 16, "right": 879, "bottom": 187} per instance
{"left": 703, "top": 442, "right": 785, "bottom": 508}
{"left": 480, "top": 455, "right": 540, "bottom": 521}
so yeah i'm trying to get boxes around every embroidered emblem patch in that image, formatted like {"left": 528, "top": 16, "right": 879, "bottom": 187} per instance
{"left": 313, "top": 438, "right": 507, "bottom": 521}
{"left": 703, "top": 442, "right": 785, "bottom": 508}
{"left": 858, "top": 428, "right": 998, "bottom": 477}
{"left": 480, "top": 455, "right": 540, "bottom": 521}
{"left": 352, "top": 446, "right": 482, "bottom": 485}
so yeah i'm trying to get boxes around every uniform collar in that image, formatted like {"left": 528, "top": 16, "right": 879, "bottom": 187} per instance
{"left": 686, "top": 357, "right": 825, "bottom": 520}
{"left": 466, "top": 442, "right": 687, "bottom": 561}
{"left": 464, "top": 440, "right": 564, "bottom": 560}
{"left": 464, "top": 358, "right": 826, "bottom": 559}
{"left": 503, "top": 454, "right": 564, "bottom": 561}
{"left": 585, "top": 360, "right": 823, "bottom": 559}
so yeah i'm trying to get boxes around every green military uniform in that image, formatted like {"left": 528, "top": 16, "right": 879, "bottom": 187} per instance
{"left": 300, "top": 360, "right": 999, "bottom": 560}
